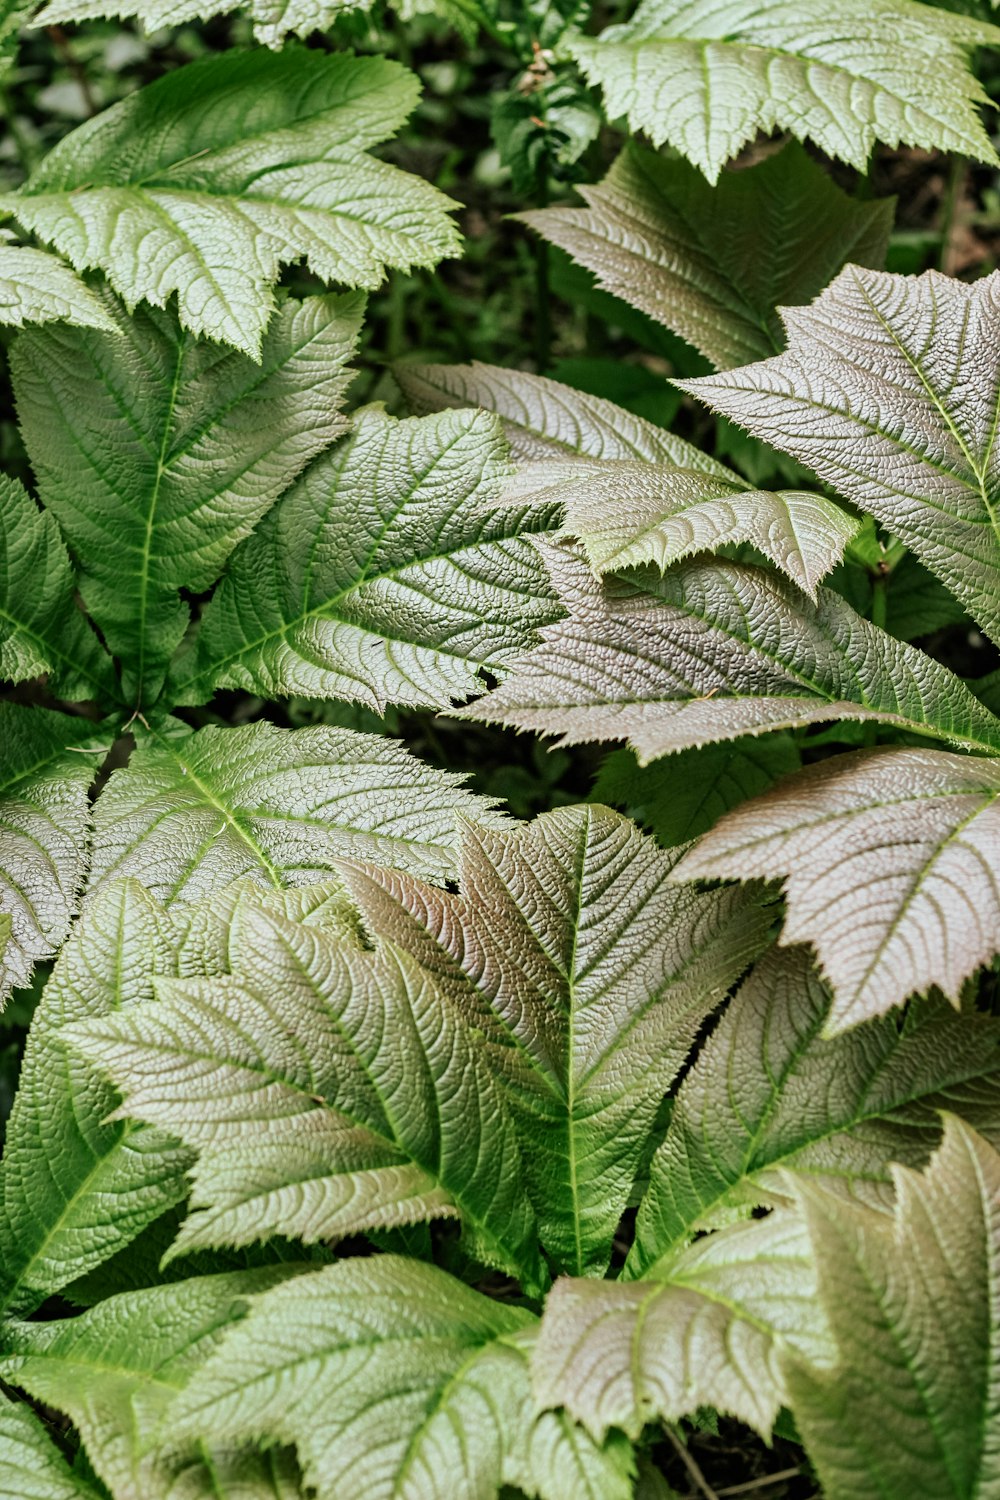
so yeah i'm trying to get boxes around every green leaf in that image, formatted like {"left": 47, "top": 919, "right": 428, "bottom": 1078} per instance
{"left": 673, "top": 745, "right": 1000, "bottom": 1024}
{"left": 2, "top": 49, "right": 460, "bottom": 358}
{"left": 171, "top": 408, "right": 558, "bottom": 713}
{"left": 788, "top": 1116, "right": 1000, "bottom": 1498}
{"left": 87, "top": 720, "right": 501, "bottom": 906}
{"left": 171, "top": 1257, "right": 633, "bottom": 1500}
{"left": 570, "top": 0, "right": 1000, "bottom": 181}
{"left": 519, "top": 142, "right": 893, "bottom": 367}
{"left": 0, "top": 879, "right": 190, "bottom": 1311}
{"left": 0, "top": 243, "right": 118, "bottom": 332}
{"left": 71, "top": 908, "right": 543, "bottom": 1288}
{"left": 0, "top": 1268, "right": 308, "bottom": 1498}
{"left": 628, "top": 946, "right": 1000, "bottom": 1277}
{"left": 460, "top": 541, "right": 1000, "bottom": 763}
{"left": 533, "top": 1212, "right": 833, "bottom": 1440}
{"left": 13, "top": 292, "right": 362, "bottom": 705}
{"left": 514, "top": 457, "right": 860, "bottom": 595}
{"left": 681, "top": 266, "right": 1000, "bottom": 643}
{"left": 396, "top": 361, "right": 731, "bottom": 468}
{"left": 592, "top": 737, "right": 801, "bottom": 847}
{"left": 0, "top": 705, "right": 104, "bottom": 1005}
{"left": 38, "top": 0, "right": 357, "bottom": 44}
{"left": 337, "top": 805, "right": 770, "bottom": 1275}
{"left": 0, "top": 477, "right": 117, "bottom": 704}
{"left": 0, "top": 1387, "right": 101, "bottom": 1500}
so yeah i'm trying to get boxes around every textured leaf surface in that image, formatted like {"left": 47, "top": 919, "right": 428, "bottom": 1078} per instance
{"left": 396, "top": 360, "right": 731, "bottom": 468}
{"left": 592, "top": 736, "right": 800, "bottom": 846}
{"left": 0, "top": 705, "right": 102, "bottom": 1006}
{"left": 789, "top": 1118, "right": 1000, "bottom": 1498}
{"left": 13, "top": 292, "right": 362, "bottom": 703}
{"left": 88, "top": 720, "right": 500, "bottom": 905}
{"left": 534, "top": 1213, "right": 832, "bottom": 1440}
{"left": 628, "top": 946, "right": 1000, "bottom": 1276}
{"left": 571, "top": 0, "right": 1000, "bottom": 180}
{"left": 39, "top": 0, "right": 359, "bottom": 46}
{"left": 1, "top": 1268, "right": 306, "bottom": 1499}
{"left": 0, "top": 477, "right": 116, "bottom": 703}
{"left": 0, "top": 244, "right": 117, "bottom": 332}
{"left": 2, "top": 49, "right": 460, "bottom": 357}
{"left": 172, "top": 408, "right": 558, "bottom": 712}
{"left": 515, "top": 457, "right": 859, "bottom": 594}
{"left": 460, "top": 542, "right": 1000, "bottom": 762}
{"left": 172, "top": 1257, "right": 633, "bottom": 1500}
{"left": 675, "top": 746, "right": 1000, "bottom": 1025}
{"left": 519, "top": 142, "right": 893, "bottom": 366}
{"left": 337, "top": 805, "right": 769, "bottom": 1274}
{"left": 683, "top": 266, "right": 1000, "bottom": 642}
{"left": 0, "top": 880, "right": 190, "bottom": 1311}
{"left": 0, "top": 1387, "right": 101, "bottom": 1500}
{"left": 72, "top": 909, "right": 542, "bottom": 1286}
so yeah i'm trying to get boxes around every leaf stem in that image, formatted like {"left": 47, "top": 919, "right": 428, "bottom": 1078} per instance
{"left": 665, "top": 1427, "right": 720, "bottom": 1500}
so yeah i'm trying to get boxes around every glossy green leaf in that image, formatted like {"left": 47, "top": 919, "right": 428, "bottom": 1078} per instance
{"left": 682, "top": 266, "right": 1000, "bottom": 643}
{"left": 674, "top": 745, "right": 1000, "bottom": 1024}
{"left": 461, "top": 541, "right": 1000, "bottom": 763}
{"left": 87, "top": 720, "right": 501, "bottom": 905}
{"left": 1, "top": 49, "right": 460, "bottom": 358}
{"left": 789, "top": 1117, "right": 1000, "bottom": 1499}
{"left": 519, "top": 142, "right": 893, "bottom": 367}
{"left": 571, "top": 0, "right": 1000, "bottom": 180}
{"left": 628, "top": 946, "right": 1000, "bottom": 1276}
{"left": 338, "top": 805, "right": 770, "bottom": 1274}
{"left": 0, "top": 244, "right": 118, "bottom": 332}
{"left": 172, "top": 1257, "right": 633, "bottom": 1500}
{"left": 171, "top": 408, "right": 558, "bottom": 712}
{"left": 13, "top": 292, "right": 362, "bottom": 703}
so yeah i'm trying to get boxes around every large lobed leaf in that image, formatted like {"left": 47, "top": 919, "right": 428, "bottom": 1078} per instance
{"left": 169, "top": 1257, "right": 633, "bottom": 1500}
{"left": 683, "top": 266, "right": 1000, "bottom": 643}
{"left": 518, "top": 142, "right": 893, "bottom": 367}
{"left": 789, "top": 1117, "right": 1000, "bottom": 1497}
{"left": 70, "top": 906, "right": 544, "bottom": 1288}
{"left": 0, "top": 704, "right": 104, "bottom": 1005}
{"left": 337, "top": 805, "right": 770, "bottom": 1274}
{"left": 0, "top": 477, "right": 117, "bottom": 704}
{"left": 1, "top": 49, "right": 460, "bottom": 358}
{"left": 13, "top": 291, "right": 363, "bottom": 703}
{"left": 674, "top": 745, "right": 1000, "bottom": 1024}
{"left": 628, "top": 946, "right": 1000, "bottom": 1275}
{"left": 570, "top": 0, "right": 1000, "bottom": 180}
{"left": 460, "top": 541, "right": 1000, "bottom": 762}
{"left": 87, "top": 719, "right": 501, "bottom": 905}
{"left": 0, "top": 242, "right": 118, "bottom": 333}
{"left": 533, "top": 1211, "right": 833, "bottom": 1441}
{"left": 171, "top": 407, "right": 559, "bottom": 713}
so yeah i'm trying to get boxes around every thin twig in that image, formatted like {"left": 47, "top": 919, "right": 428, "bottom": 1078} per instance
{"left": 665, "top": 1427, "right": 720, "bottom": 1500}
{"left": 716, "top": 1467, "right": 803, "bottom": 1496}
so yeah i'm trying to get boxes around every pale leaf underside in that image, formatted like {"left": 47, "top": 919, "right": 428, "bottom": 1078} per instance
{"left": 511, "top": 457, "right": 859, "bottom": 595}
{"left": 0, "top": 1387, "right": 100, "bottom": 1500}
{"left": 519, "top": 141, "right": 893, "bottom": 367}
{"left": 170, "top": 1258, "right": 632, "bottom": 1500}
{"left": 337, "top": 804, "right": 769, "bottom": 1275}
{"left": 673, "top": 745, "right": 1000, "bottom": 1024}
{"left": 2, "top": 49, "right": 460, "bottom": 357}
{"left": 87, "top": 720, "right": 501, "bottom": 905}
{"left": 172, "top": 407, "right": 559, "bottom": 713}
{"left": 396, "top": 360, "right": 732, "bottom": 468}
{"left": 533, "top": 1212, "right": 833, "bottom": 1441}
{"left": 683, "top": 265, "right": 1000, "bottom": 643}
{"left": 460, "top": 541, "right": 1000, "bottom": 763}
{"left": 0, "top": 243, "right": 118, "bottom": 332}
{"left": 788, "top": 1117, "right": 1000, "bottom": 1497}
{"left": 571, "top": 0, "right": 1000, "bottom": 180}
{"left": 629, "top": 945, "right": 1000, "bottom": 1276}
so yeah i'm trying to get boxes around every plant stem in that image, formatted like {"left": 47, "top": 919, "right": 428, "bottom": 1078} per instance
{"left": 665, "top": 1427, "right": 720, "bottom": 1500}
{"left": 533, "top": 162, "right": 551, "bottom": 373}
{"left": 937, "top": 154, "right": 966, "bottom": 274}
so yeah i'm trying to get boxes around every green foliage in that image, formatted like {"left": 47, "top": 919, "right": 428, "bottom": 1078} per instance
{"left": 0, "top": 1, "right": 999, "bottom": 1496}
